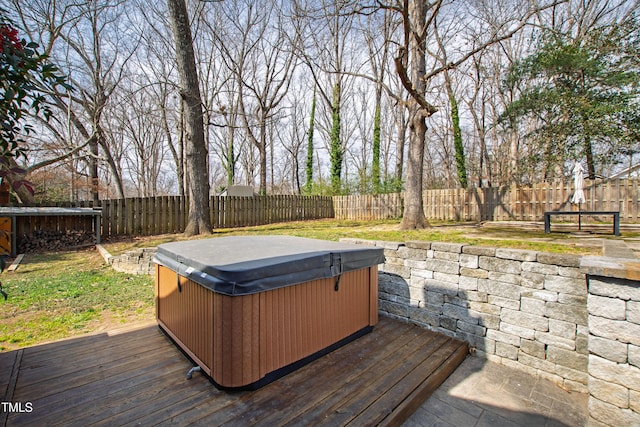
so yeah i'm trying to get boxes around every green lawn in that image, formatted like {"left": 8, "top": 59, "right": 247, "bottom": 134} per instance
{"left": 0, "top": 250, "right": 154, "bottom": 351}
{"left": 103, "top": 218, "right": 604, "bottom": 256}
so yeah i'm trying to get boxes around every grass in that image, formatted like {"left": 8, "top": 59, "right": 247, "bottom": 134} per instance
{"left": 0, "top": 250, "right": 154, "bottom": 351}
{"left": 103, "top": 218, "right": 605, "bottom": 256}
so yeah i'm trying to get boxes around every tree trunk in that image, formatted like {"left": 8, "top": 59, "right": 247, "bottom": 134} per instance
{"left": 89, "top": 135, "right": 99, "bottom": 206}
{"left": 509, "top": 129, "right": 519, "bottom": 183}
{"left": 226, "top": 125, "right": 235, "bottom": 187}
{"left": 305, "top": 89, "right": 316, "bottom": 194}
{"left": 444, "top": 73, "right": 467, "bottom": 189}
{"left": 167, "top": 0, "right": 211, "bottom": 236}
{"left": 329, "top": 82, "right": 342, "bottom": 194}
{"left": 399, "top": 0, "right": 429, "bottom": 229}
{"left": 259, "top": 120, "right": 268, "bottom": 195}
{"left": 584, "top": 135, "right": 595, "bottom": 179}
{"left": 179, "top": 100, "right": 188, "bottom": 198}
{"left": 372, "top": 95, "right": 382, "bottom": 194}
{"left": 395, "top": 102, "right": 406, "bottom": 189}
{"left": 161, "top": 101, "right": 185, "bottom": 197}
{"left": 401, "top": 101, "right": 428, "bottom": 229}
{"left": 96, "top": 126, "right": 125, "bottom": 199}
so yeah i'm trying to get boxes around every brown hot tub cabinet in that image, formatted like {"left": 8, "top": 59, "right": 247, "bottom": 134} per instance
{"left": 153, "top": 236, "right": 384, "bottom": 390}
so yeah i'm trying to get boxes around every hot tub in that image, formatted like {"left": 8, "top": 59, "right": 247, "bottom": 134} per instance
{"left": 153, "top": 235, "right": 384, "bottom": 390}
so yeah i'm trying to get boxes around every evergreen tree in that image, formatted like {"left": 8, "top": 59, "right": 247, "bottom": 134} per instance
{"left": 503, "top": 19, "right": 640, "bottom": 180}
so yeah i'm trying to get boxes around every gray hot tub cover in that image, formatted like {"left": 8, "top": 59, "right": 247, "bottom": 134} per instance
{"left": 153, "top": 235, "right": 385, "bottom": 296}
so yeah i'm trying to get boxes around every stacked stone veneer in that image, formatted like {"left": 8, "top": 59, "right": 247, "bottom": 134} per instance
{"left": 108, "top": 248, "right": 157, "bottom": 275}
{"left": 340, "top": 238, "right": 591, "bottom": 392}
{"left": 581, "top": 256, "right": 640, "bottom": 426}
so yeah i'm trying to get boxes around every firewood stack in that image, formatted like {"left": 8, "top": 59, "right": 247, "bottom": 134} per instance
{"left": 18, "top": 229, "right": 95, "bottom": 253}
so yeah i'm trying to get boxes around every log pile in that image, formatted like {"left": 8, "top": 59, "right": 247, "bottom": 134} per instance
{"left": 18, "top": 230, "right": 95, "bottom": 253}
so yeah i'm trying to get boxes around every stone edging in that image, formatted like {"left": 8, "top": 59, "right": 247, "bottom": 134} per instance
{"left": 97, "top": 244, "right": 156, "bottom": 276}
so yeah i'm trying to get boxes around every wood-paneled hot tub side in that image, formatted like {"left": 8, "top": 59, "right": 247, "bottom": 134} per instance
{"left": 154, "top": 236, "right": 383, "bottom": 390}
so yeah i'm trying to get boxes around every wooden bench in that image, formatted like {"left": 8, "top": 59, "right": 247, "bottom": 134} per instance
{"left": 544, "top": 211, "right": 620, "bottom": 236}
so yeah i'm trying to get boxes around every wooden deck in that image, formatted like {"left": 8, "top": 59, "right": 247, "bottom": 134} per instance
{"left": 0, "top": 316, "right": 468, "bottom": 426}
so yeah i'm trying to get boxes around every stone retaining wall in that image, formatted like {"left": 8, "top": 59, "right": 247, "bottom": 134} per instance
{"left": 581, "top": 257, "right": 640, "bottom": 426}
{"left": 340, "top": 238, "right": 590, "bottom": 393}
{"left": 106, "top": 238, "right": 640, "bottom": 425}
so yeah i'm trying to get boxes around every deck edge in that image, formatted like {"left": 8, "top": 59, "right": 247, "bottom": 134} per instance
{"left": 381, "top": 340, "right": 469, "bottom": 426}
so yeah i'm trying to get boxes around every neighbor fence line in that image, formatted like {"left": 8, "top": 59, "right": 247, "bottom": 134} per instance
{"left": 98, "top": 195, "right": 334, "bottom": 237}
{"left": 27, "top": 178, "right": 640, "bottom": 238}
{"left": 333, "top": 179, "right": 640, "bottom": 222}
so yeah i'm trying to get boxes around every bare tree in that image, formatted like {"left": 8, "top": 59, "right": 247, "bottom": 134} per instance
{"left": 166, "top": 0, "right": 211, "bottom": 235}
{"left": 392, "top": 0, "right": 436, "bottom": 228}
{"left": 292, "top": 0, "right": 359, "bottom": 195}
{"left": 361, "top": 9, "right": 396, "bottom": 193}
{"left": 279, "top": 81, "right": 311, "bottom": 193}
{"left": 136, "top": 0, "right": 187, "bottom": 196}
{"left": 387, "top": 0, "right": 562, "bottom": 228}
{"left": 432, "top": 10, "right": 468, "bottom": 188}
{"left": 13, "top": 0, "right": 629, "bottom": 209}
{"left": 111, "top": 86, "right": 169, "bottom": 197}
{"left": 9, "top": 0, "right": 137, "bottom": 203}
{"left": 192, "top": 3, "right": 236, "bottom": 192}
{"left": 206, "top": 0, "right": 297, "bottom": 195}
{"left": 466, "top": 52, "right": 492, "bottom": 187}
{"left": 209, "top": 85, "right": 243, "bottom": 190}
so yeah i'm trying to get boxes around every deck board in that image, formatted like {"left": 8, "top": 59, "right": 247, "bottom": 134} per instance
{"left": 1, "top": 316, "right": 468, "bottom": 426}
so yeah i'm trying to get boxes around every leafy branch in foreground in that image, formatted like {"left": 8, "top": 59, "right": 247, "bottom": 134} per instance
{"left": 0, "top": 7, "right": 71, "bottom": 195}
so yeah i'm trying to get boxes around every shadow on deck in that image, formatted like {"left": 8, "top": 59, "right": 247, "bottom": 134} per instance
{"left": 0, "top": 316, "right": 467, "bottom": 426}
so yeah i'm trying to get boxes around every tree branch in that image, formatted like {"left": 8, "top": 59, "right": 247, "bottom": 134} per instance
{"left": 26, "top": 138, "right": 91, "bottom": 173}
{"left": 422, "top": 1, "right": 567, "bottom": 82}
{"left": 393, "top": 49, "right": 438, "bottom": 116}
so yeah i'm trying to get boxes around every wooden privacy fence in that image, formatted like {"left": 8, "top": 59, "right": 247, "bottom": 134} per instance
{"left": 333, "top": 193, "right": 404, "bottom": 220}
{"left": 99, "top": 195, "right": 334, "bottom": 237}
{"left": 333, "top": 179, "right": 640, "bottom": 223}
{"left": 20, "top": 178, "right": 639, "bottom": 239}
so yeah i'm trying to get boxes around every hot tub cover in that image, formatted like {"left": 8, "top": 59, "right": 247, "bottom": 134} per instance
{"left": 153, "top": 236, "right": 384, "bottom": 296}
